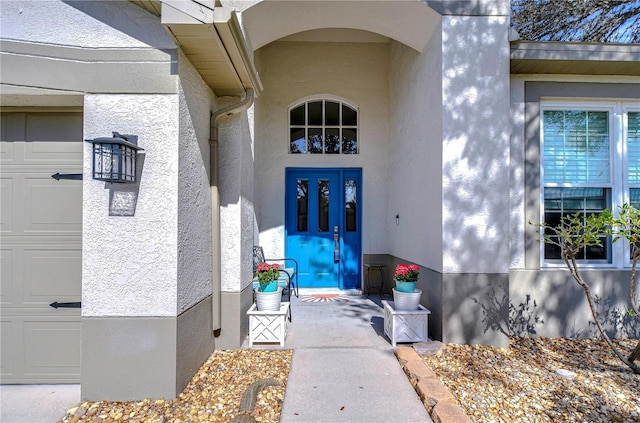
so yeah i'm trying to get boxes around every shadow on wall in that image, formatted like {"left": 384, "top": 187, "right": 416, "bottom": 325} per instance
{"left": 442, "top": 274, "right": 510, "bottom": 347}
{"left": 472, "top": 287, "right": 544, "bottom": 338}
{"left": 62, "top": 0, "right": 176, "bottom": 51}
{"left": 500, "top": 271, "right": 640, "bottom": 339}
{"left": 108, "top": 153, "right": 145, "bottom": 216}
{"left": 441, "top": 16, "right": 510, "bottom": 273}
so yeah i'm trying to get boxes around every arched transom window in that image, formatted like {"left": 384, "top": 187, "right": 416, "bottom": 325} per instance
{"left": 289, "top": 99, "right": 358, "bottom": 154}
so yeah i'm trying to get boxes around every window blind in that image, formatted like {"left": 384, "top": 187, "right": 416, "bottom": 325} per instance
{"left": 628, "top": 112, "right": 640, "bottom": 184}
{"left": 543, "top": 110, "right": 610, "bottom": 184}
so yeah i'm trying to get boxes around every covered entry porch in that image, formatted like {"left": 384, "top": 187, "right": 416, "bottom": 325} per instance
{"left": 233, "top": 0, "right": 511, "bottom": 348}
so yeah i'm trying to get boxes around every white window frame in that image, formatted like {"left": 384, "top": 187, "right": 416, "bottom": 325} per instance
{"left": 288, "top": 95, "right": 359, "bottom": 155}
{"left": 624, "top": 105, "right": 640, "bottom": 265}
{"left": 540, "top": 100, "right": 640, "bottom": 269}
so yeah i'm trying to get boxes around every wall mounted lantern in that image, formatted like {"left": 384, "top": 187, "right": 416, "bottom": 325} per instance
{"left": 86, "top": 132, "right": 143, "bottom": 183}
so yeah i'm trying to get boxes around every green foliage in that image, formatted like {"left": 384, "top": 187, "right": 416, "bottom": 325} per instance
{"left": 532, "top": 203, "right": 640, "bottom": 373}
{"left": 535, "top": 210, "right": 612, "bottom": 262}
{"left": 255, "top": 262, "right": 281, "bottom": 284}
{"left": 609, "top": 203, "right": 640, "bottom": 256}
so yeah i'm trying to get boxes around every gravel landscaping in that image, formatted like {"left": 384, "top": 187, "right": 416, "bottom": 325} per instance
{"left": 422, "top": 337, "right": 640, "bottom": 423}
{"left": 59, "top": 338, "right": 639, "bottom": 423}
{"left": 60, "top": 349, "right": 292, "bottom": 423}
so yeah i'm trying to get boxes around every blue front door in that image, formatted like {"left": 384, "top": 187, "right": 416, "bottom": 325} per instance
{"left": 285, "top": 168, "right": 362, "bottom": 289}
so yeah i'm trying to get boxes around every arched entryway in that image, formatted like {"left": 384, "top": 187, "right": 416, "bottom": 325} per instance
{"left": 240, "top": 0, "right": 443, "bottom": 293}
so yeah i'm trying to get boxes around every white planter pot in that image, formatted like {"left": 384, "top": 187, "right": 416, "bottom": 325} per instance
{"left": 392, "top": 288, "right": 422, "bottom": 311}
{"left": 254, "top": 287, "right": 283, "bottom": 311}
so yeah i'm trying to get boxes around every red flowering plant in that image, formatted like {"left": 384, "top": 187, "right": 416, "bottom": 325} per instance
{"left": 394, "top": 263, "right": 420, "bottom": 282}
{"left": 256, "top": 262, "right": 281, "bottom": 284}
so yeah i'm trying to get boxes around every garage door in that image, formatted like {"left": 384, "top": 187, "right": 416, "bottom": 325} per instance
{"left": 1, "top": 111, "right": 83, "bottom": 384}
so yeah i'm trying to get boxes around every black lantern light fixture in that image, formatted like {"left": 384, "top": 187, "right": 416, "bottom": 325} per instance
{"left": 86, "top": 132, "right": 143, "bottom": 183}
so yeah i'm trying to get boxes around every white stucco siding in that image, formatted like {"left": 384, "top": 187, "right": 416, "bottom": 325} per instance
{"left": 253, "top": 41, "right": 390, "bottom": 259}
{"left": 509, "top": 77, "right": 526, "bottom": 269}
{"left": 0, "top": 0, "right": 173, "bottom": 49}
{"left": 219, "top": 107, "right": 255, "bottom": 293}
{"left": 441, "top": 15, "right": 511, "bottom": 274}
{"left": 388, "top": 32, "right": 443, "bottom": 272}
{"left": 0, "top": 1, "right": 177, "bottom": 96}
{"left": 177, "top": 51, "right": 215, "bottom": 313}
{"left": 83, "top": 94, "right": 180, "bottom": 317}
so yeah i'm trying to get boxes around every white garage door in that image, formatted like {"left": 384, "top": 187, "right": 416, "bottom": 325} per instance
{"left": 1, "top": 111, "right": 83, "bottom": 384}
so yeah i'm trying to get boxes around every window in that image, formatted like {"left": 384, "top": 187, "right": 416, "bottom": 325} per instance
{"left": 289, "top": 99, "right": 358, "bottom": 154}
{"left": 541, "top": 103, "right": 639, "bottom": 266}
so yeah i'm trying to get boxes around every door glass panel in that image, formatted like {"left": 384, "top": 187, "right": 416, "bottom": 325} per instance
{"left": 342, "top": 128, "right": 358, "bottom": 154}
{"left": 290, "top": 104, "right": 305, "bottom": 126}
{"left": 308, "top": 101, "right": 323, "bottom": 125}
{"left": 308, "top": 128, "right": 323, "bottom": 154}
{"left": 318, "top": 179, "right": 330, "bottom": 232}
{"left": 345, "top": 179, "right": 357, "bottom": 232}
{"left": 290, "top": 128, "right": 305, "bottom": 154}
{"left": 297, "top": 179, "right": 308, "bottom": 232}
{"left": 325, "top": 128, "right": 340, "bottom": 154}
{"left": 325, "top": 101, "right": 340, "bottom": 126}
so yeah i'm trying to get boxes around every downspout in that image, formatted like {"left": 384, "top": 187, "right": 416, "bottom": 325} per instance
{"left": 210, "top": 88, "right": 255, "bottom": 336}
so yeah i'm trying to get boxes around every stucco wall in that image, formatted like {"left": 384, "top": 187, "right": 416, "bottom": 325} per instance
{"left": 83, "top": 94, "right": 179, "bottom": 317}
{"left": 219, "top": 106, "right": 255, "bottom": 293}
{"left": 387, "top": 33, "right": 443, "bottom": 272}
{"left": 509, "top": 77, "right": 526, "bottom": 269}
{"left": 0, "top": 1, "right": 176, "bottom": 97}
{"left": 441, "top": 15, "right": 511, "bottom": 274}
{"left": 0, "top": 0, "right": 173, "bottom": 49}
{"left": 253, "top": 41, "right": 391, "bottom": 259}
{"left": 177, "top": 50, "right": 215, "bottom": 313}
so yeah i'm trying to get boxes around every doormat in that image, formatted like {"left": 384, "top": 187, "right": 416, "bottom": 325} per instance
{"left": 300, "top": 294, "right": 350, "bottom": 303}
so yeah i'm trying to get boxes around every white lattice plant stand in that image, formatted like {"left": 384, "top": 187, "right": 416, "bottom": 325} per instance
{"left": 247, "top": 302, "right": 290, "bottom": 347}
{"left": 382, "top": 300, "right": 431, "bottom": 347}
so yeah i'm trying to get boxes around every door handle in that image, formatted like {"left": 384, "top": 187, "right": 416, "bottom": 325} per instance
{"left": 50, "top": 301, "right": 81, "bottom": 309}
{"left": 334, "top": 233, "right": 340, "bottom": 262}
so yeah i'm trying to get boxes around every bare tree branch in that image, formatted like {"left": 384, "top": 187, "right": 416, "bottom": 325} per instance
{"left": 512, "top": 0, "right": 640, "bottom": 43}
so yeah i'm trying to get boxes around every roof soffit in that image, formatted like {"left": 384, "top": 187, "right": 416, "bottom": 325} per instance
{"left": 510, "top": 41, "right": 640, "bottom": 76}
{"left": 242, "top": 0, "right": 441, "bottom": 53}
{"left": 130, "top": 0, "right": 261, "bottom": 97}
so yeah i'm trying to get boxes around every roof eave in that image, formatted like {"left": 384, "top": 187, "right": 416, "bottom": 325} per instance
{"left": 510, "top": 40, "right": 640, "bottom": 76}
{"left": 130, "top": 0, "right": 262, "bottom": 97}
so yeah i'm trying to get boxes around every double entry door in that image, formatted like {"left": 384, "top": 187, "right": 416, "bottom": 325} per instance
{"left": 285, "top": 168, "right": 362, "bottom": 290}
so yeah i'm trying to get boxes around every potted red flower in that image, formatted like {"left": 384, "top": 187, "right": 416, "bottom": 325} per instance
{"left": 392, "top": 263, "right": 421, "bottom": 310}
{"left": 256, "top": 262, "right": 281, "bottom": 292}
{"left": 393, "top": 263, "right": 420, "bottom": 292}
{"left": 254, "top": 262, "right": 283, "bottom": 311}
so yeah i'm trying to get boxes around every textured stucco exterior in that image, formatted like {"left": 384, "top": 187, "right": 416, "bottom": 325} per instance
{"left": 219, "top": 107, "right": 255, "bottom": 294}
{"left": 83, "top": 93, "right": 180, "bottom": 317}
{"left": 441, "top": 15, "right": 511, "bottom": 274}
{"left": 0, "top": 0, "right": 174, "bottom": 49}
{"left": 177, "top": 50, "right": 215, "bottom": 313}
{"left": 387, "top": 34, "right": 443, "bottom": 271}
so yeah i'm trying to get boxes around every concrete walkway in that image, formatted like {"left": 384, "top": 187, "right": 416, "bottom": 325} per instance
{"left": 272, "top": 292, "right": 432, "bottom": 422}
{"left": 0, "top": 384, "right": 80, "bottom": 423}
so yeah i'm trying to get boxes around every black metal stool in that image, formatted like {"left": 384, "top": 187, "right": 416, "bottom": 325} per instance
{"left": 364, "top": 263, "right": 386, "bottom": 297}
